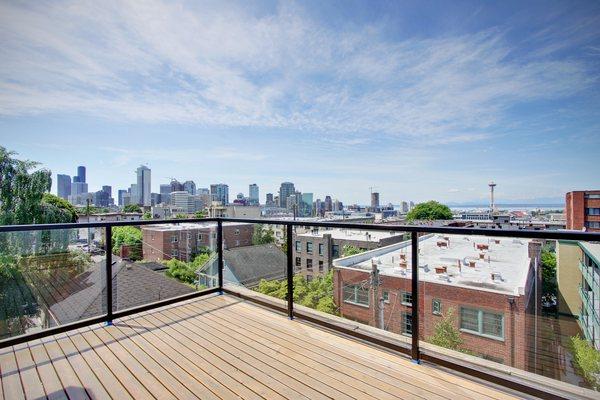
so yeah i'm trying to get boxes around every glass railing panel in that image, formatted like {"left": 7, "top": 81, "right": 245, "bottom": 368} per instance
{"left": 110, "top": 221, "right": 218, "bottom": 313}
{"left": 290, "top": 224, "right": 412, "bottom": 348}
{"left": 420, "top": 234, "right": 600, "bottom": 392}
{"left": 0, "top": 227, "right": 106, "bottom": 340}
{"left": 224, "top": 222, "right": 288, "bottom": 308}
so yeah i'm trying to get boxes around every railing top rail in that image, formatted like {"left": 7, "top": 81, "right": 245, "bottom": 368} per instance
{"left": 0, "top": 216, "right": 599, "bottom": 241}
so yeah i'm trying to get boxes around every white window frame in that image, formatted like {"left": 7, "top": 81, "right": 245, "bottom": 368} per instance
{"left": 460, "top": 307, "right": 504, "bottom": 341}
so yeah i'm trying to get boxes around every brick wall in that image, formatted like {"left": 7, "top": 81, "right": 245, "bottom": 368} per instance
{"left": 334, "top": 265, "right": 535, "bottom": 370}
{"left": 566, "top": 190, "right": 600, "bottom": 232}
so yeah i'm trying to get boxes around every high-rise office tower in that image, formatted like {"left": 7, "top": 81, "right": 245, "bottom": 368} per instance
{"left": 102, "top": 185, "right": 112, "bottom": 198}
{"left": 300, "top": 193, "right": 314, "bottom": 217}
{"left": 77, "top": 166, "right": 86, "bottom": 183}
{"left": 371, "top": 192, "right": 380, "bottom": 210}
{"left": 279, "top": 182, "right": 295, "bottom": 208}
{"left": 249, "top": 184, "right": 259, "bottom": 205}
{"left": 170, "top": 179, "right": 184, "bottom": 192}
{"left": 210, "top": 184, "right": 229, "bottom": 205}
{"left": 160, "top": 184, "right": 172, "bottom": 204}
{"left": 266, "top": 193, "right": 274, "bottom": 206}
{"left": 324, "top": 195, "right": 333, "bottom": 212}
{"left": 118, "top": 189, "right": 127, "bottom": 207}
{"left": 136, "top": 165, "right": 151, "bottom": 206}
{"left": 57, "top": 174, "right": 71, "bottom": 199}
{"left": 183, "top": 180, "right": 196, "bottom": 195}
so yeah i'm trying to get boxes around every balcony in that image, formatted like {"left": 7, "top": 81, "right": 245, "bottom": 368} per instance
{"left": 1, "top": 218, "right": 600, "bottom": 399}
{"left": 0, "top": 292, "right": 524, "bottom": 400}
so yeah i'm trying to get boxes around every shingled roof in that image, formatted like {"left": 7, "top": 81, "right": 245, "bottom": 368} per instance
{"left": 223, "top": 244, "right": 286, "bottom": 288}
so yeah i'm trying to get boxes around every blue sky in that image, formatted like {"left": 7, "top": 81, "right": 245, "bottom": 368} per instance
{"left": 1, "top": 0, "right": 599, "bottom": 205}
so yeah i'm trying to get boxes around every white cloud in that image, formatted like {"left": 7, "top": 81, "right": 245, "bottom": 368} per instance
{"left": 0, "top": 0, "right": 595, "bottom": 145}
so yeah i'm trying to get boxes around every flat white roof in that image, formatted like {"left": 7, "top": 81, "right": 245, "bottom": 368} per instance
{"left": 141, "top": 222, "right": 248, "bottom": 231}
{"left": 335, "top": 234, "right": 533, "bottom": 296}
{"left": 298, "top": 228, "right": 404, "bottom": 242}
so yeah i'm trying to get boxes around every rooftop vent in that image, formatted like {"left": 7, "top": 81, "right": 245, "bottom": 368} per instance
{"left": 435, "top": 265, "right": 447, "bottom": 274}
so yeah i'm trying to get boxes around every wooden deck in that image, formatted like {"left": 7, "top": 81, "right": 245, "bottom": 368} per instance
{"left": 0, "top": 294, "right": 523, "bottom": 400}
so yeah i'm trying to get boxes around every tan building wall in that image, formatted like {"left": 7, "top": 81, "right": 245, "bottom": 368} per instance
{"left": 557, "top": 240, "right": 583, "bottom": 316}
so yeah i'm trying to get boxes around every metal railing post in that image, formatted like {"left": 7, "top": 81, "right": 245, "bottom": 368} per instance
{"left": 217, "top": 220, "right": 224, "bottom": 293}
{"left": 286, "top": 223, "right": 294, "bottom": 319}
{"left": 411, "top": 231, "right": 420, "bottom": 363}
{"left": 105, "top": 225, "right": 113, "bottom": 325}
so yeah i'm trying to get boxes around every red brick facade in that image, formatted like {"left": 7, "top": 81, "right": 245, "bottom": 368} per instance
{"left": 566, "top": 190, "right": 600, "bottom": 232}
{"left": 334, "top": 252, "right": 541, "bottom": 370}
{"left": 142, "top": 223, "right": 253, "bottom": 262}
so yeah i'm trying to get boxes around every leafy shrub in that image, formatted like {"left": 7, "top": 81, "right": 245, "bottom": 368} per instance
{"left": 570, "top": 335, "right": 600, "bottom": 390}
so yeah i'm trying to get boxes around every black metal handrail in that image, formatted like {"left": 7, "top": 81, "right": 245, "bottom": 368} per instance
{"left": 1, "top": 217, "right": 599, "bottom": 399}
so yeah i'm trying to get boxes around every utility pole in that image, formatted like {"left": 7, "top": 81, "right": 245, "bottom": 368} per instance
{"left": 371, "top": 261, "right": 384, "bottom": 330}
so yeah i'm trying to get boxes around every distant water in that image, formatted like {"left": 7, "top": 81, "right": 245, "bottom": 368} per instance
{"left": 390, "top": 204, "right": 564, "bottom": 212}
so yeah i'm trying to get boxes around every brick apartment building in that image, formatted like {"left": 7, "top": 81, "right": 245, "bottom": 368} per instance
{"left": 142, "top": 222, "right": 253, "bottom": 262}
{"left": 566, "top": 190, "right": 600, "bottom": 232}
{"left": 293, "top": 228, "right": 408, "bottom": 280}
{"left": 333, "top": 234, "right": 542, "bottom": 370}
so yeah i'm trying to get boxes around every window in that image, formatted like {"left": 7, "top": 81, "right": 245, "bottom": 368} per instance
{"left": 401, "top": 312, "right": 412, "bottom": 335}
{"left": 432, "top": 299, "right": 442, "bottom": 315}
{"left": 319, "top": 243, "right": 324, "bottom": 255}
{"left": 295, "top": 257, "right": 301, "bottom": 267}
{"left": 332, "top": 245, "right": 340, "bottom": 258}
{"left": 234, "top": 229, "right": 240, "bottom": 235}
{"left": 585, "top": 194, "right": 600, "bottom": 199}
{"left": 171, "top": 235, "right": 178, "bottom": 243}
{"left": 460, "top": 307, "right": 504, "bottom": 340}
{"left": 401, "top": 291, "right": 412, "bottom": 306}
{"left": 295, "top": 241, "right": 301, "bottom": 252}
{"left": 211, "top": 232, "right": 217, "bottom": 239}
{"left": 586, "top": 221, "right": 600, "bottom": 229}
{"left": 171, "top": 249, "right": 179, "bottom": 257}
{"left": 343, "top": 284, "right": 369, "bottom": 306}
{"left": 307, "top": 242, "right": 313, "bottom": 253}
{"left": 318, "top": 260, "right": 324, "bottom": 272}
{"left": 382, "top": 291, "right": 389, "bottom": 303}
{"left": 307, "top": 259, "right": 313, "bottom": 271}
{"left": 198, "top": 233, "right": 203, "bottom": 240}
{"left": 586, "top": 208, "right": 600, "bottom": 216}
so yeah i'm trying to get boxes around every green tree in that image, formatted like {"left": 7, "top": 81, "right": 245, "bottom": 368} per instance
{"left": 406, "top": 201, "right": 453, "bottom": 222}
{"left": 194, "top": 210, "right": 207, "bottom": 218}
{"left": 165, "top": 252, "right": 212, "bottom": 285}
{"left": 427, "top": 308, "right": 468, "bottom": 352}
{"left": 174, "top": 213, "right": 187, "bottom": 219}
{"left": 123, "top": 204, "right": 142, "bottom": 213}
{"left": 541, "top": 245, "right": 557, "bottom": 295}
{"left": 570, "top": 335, "right": 600, "bottom": 390}
{"left": 142, "top": 211, "right": 152, "bottom": 220}
{"left": 0, "top": 147, "right": 75, "bottom": 225}
{"left": 342, "top": 245, "right": 365, "bottom": 257}
{"left": 252, "top": 224, "right": 275, "bottom": 245}
{"left": 112, "top": 226, "right": 142, "bottom": 260}
{"left": 255, "top": 270, "right": 338, "bottom": 315}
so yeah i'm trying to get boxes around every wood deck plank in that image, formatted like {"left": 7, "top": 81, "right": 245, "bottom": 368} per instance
{"left": 12, "top": 343, "right": 45, "bottom": 400}
{"left": 26, "top": 339, "right": 68, "bottom": 400}
{"left": 173, "top": 300, "right": 410, "bottom": 400}
{"left": 0, "top": 294, "right": 523, "bottom": 400}
{"left": 132, "top": 311, "right": 281, "bottom": 400}
{"left": 208, "top": 295, "right": 518, "bottom": 400}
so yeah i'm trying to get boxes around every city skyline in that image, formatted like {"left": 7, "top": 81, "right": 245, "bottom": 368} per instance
{"left": 1, "top": 1, "right": 599, "bottom": 204}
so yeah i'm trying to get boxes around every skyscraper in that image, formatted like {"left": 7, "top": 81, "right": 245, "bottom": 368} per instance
{"left": 266, "top": 193, "right": 274, "bottom": 206}
{"left": 183, "top": 180, "right": 196, "bottom": 195}
{"left": 118, "top": 189, "right": 127, "bottom": 207}
{"left": 279, "top": 182, "right": 295, "bottom": 208}
{"left": 102, "top": 185, "right": 112, "bottom": 198}
{"left": 324, "top": 195, "right": 333, "bottom": 212}
{"left": 160, "top": 184, "right": 172, "bottom": 204}
{"left": 249, "top": 184, "right": 259, "bottom": 205}
{"left": 170, "top": 179, "right": 184, "bottom": 192}
{"left": 77, "top": 166, "right": 86, "bottom": 183}
{"left": 210, "top": 184, "right": 229, "bottom": 204}
{"left": 57, "top": 174, "right": 71, "bottom": 199}
{"left": 371, "top": 192, "right": 380, "bottom": 210}
{"left": 300, "top": 193, "right": 314, "bottom": 217}
{"left": 136, "top": 165, "right": 151, "bottom": 206}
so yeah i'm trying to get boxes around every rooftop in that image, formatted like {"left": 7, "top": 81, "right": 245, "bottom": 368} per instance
{"left": 297, "top": 228, "right": 404, "bottom": 242}
{"left": 0, "top": 294, "right": 521, "bottom": 400}
{"left": 335, "top": 234, "right": 532, "bottom": 295}
{"left": 140, "top": 222, "right": 248, "bottom": 231}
